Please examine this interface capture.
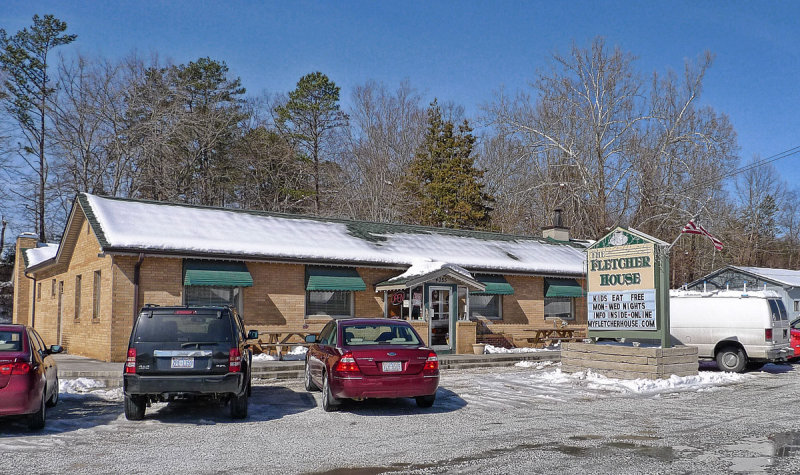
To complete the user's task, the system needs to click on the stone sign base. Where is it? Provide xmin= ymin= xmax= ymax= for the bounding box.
xmin=561 ymin=342 xmax=698 ymax=380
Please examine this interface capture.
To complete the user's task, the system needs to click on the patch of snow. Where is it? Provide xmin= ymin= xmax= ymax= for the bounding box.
xmin=252 ymin=346 xmax=307 ymax=361
xmin=84 ymin=194 xmax=586 ymax=275
xmin=25 ymin=243 xmax=59 ymax=267
xmin=670 ymin=289 xmax=780 ymax=299
xmin=392 ymin=258 xmax=473 ymax=281
xmin=485 ymin=344 xmax=552 ymax=354
xmin=514 ymin=360 xmax=555 ymax=369
xmin=59 ymin=378 xmax=123 ymax=401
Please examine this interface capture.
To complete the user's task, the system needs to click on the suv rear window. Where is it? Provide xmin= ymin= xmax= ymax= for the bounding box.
xmin=134 ymin=310 xmax=233 ymax=343
xmin=0 ymin=331 xmax=23 ymax=352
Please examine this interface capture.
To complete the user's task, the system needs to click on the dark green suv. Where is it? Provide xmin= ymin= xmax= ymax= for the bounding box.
xmin=123 ymin=306 xmax=257 ymax=420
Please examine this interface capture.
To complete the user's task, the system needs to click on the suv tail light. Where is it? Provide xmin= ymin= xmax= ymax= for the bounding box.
xmin=0 ymin=360 xmax=31 ymax=375
xmin=334 ymin=352 xmax=361 ymax=375
xmin=125 ymin=348 xmax=137 ymax=374
xmin=765 ymin=328 xmax=773 ymax=341
xmin=229 ymin=348 xmax=242 ymax=373
xmin=423 ymin=352 xmax=439 ymax=374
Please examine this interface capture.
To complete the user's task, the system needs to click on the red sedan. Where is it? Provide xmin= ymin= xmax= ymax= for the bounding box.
xmin=0 ymin=324 xmax=62 ymax=430
xmin=304 ymin=318 xmax=439 ymax=412
xmin=791 ymin=318 xmax=800 ymax=359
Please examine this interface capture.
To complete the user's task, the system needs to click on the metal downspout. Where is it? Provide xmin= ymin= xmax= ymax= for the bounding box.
xmin=133 ymin=253 xmax=144 ymax=319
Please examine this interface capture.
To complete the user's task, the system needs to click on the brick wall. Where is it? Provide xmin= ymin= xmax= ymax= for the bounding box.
xmin=12 ymin=235 xmax=38 ymax=326
xmin=30 ymin=218 xmax=114 ymax=360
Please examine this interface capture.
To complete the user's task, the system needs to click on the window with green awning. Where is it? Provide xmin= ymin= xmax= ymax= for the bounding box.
xmin=544 ymin=278 xmax=585 ymax=298
xmin=183 ymin=260 xmax=253 ymax=287
xmin=305 ymin=266 xmax=366 ymax=291
xmin=473 ymin=275 xmax=514 ymax=295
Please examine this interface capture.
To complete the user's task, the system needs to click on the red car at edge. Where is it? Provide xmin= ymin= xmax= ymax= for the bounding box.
xmin=0 ymin=324 xmax=62 ymax=430
xmin=790 ymin=318 xmax=800 ymax=359
xmin=304 ymin=318 xmax=439 ymax=412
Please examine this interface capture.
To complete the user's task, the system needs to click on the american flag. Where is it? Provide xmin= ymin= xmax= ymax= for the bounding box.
xmin=681 ymin=219 xmax=723 ymax=251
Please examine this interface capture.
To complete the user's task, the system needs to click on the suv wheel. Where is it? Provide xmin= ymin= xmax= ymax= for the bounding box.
xmin=124 ymin=394 xmax=146 ymax=420
xmin=230 ymin=392 xmax=248 ymax=419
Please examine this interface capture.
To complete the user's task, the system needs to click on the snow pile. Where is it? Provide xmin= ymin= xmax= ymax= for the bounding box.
xmin=392 ymin=258 xmax=473 ymax=281
xmin=535 ymin=367 xmax=745 ymax=396
xmin=515 ymin=360 xmax=555 ymax=369
xmin=485 ymin=344 xmax=551 ymax=354
xmin=59 ymin=378 xmax=123 ymax=401
xmin=252 ymin=346 xmax=307 ymax=362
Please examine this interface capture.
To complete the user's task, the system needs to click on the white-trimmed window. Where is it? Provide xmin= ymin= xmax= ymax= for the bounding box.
xmin=306 ymin=291 xmax=353 ymax=318
xmin=470 ymin=294 xmax=502 ymax=320
xmin=544 ymin=297 xmax=574 ymax=320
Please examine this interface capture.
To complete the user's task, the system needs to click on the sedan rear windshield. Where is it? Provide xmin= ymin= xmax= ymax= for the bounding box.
xmin=134 ymin=310 xmax=232 ymax=343
xmin=342 ymin=324 xmax=420 ymax=346
xmin=0 ymin=331 xmax=23 ymax=352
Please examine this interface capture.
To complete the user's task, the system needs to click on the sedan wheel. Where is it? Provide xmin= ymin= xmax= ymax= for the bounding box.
xmin=322 ymin=372 xmax=340 ymax=412
xmin=415 ymin=394 xmax=436 ymax=408
xmin=28 ymin=392 xmax=46 ymax=430
xmin=46 ymin=377 xmax=59 ymax=408
xmin=304 ymin=362 xmax=318 ymax=392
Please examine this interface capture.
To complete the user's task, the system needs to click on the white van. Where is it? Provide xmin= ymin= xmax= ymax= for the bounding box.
xmin=670 ymin=290 xmax=792 ymax=372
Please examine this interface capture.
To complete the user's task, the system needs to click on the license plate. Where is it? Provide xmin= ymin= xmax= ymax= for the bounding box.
xmin=382 ymin=361 xmax=402 ymax=372
xmin=171 ymin=357 xmax=194 ymax=369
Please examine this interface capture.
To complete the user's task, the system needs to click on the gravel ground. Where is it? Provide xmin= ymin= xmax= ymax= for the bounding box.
xmin=2 ymin=362 xmax=799 ymax=474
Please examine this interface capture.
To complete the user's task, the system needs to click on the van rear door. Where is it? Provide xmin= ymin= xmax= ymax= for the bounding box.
xmin=768 ymin=299 xmax=790 ymax=344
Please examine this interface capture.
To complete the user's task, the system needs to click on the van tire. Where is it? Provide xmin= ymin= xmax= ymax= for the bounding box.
xmin=716 ymin=346 xmax=747 ymax=373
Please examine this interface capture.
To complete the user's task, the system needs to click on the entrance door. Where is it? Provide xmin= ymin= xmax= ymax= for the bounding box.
xmin=428 ymin=286 xmax=453 ymax=351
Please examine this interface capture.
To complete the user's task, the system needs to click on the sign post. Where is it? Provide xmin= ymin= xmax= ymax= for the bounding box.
xmin=586 ymin=227 xmax=671 ymax=347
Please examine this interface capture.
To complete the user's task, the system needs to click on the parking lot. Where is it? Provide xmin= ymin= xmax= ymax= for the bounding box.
xmin=2 ymin=362 xmax=800 ymax=474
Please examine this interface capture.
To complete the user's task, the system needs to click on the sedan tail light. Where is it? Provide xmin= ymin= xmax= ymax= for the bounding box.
xmin=125 ymin=348 xmax=137 ymax=374
xmin=229 ymin=348 xmax=242 ymax=373
xmin=765 ymin=328 xmax=773 ymax=341
xmin=0 ymin=360 xmax=31 ymax=375
xmin=334 ymin=352 xmax=361 ymax=375
xmin=423 ymin=352 xmax=439 ymax=374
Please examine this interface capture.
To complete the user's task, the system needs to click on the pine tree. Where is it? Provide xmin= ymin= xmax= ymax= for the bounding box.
xmin=402 ymin=100 xmax=493 ymax=228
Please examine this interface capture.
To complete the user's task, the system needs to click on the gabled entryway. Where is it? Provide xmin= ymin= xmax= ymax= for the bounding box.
xmin=375 ymin=261 xmax=485 ymax=353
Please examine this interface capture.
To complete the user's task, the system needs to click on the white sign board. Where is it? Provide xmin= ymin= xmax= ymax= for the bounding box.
xmin=587 ymin=289 xmax=657 ymax=330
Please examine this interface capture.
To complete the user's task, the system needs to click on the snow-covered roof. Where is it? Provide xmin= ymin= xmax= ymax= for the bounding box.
xmin=73 ymin=194 xmax=586 ymax=276
xmin=25 ymin=243 xmax=59 ymax=268
xmin=670 ymin=289 xmax=781 ymax=299
xmin=729 ymin=266 xmax=800 ymax=288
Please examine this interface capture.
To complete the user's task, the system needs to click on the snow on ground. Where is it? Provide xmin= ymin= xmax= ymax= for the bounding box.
xmin=252 ymin=346 xmax=307 ymax=361
xmin=59 ymin=378 xmax=123 ymax=401
xmin=484 ymin=344 xmax=552 ymax=354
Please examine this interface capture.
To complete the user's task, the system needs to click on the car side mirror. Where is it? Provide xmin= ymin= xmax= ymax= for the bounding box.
xmin=305 ymin=334 xmax=316 ymax=344
xmin=49 ymin=345 xmax=63 ymax=354
xmin=247 ymin=330 xmax=259 ymax=340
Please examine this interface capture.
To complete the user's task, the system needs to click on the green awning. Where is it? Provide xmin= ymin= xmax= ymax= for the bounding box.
xmin=544 ymin=278 xmax=585 ymax=298
xmin=183 ymin=260 xmax=253 ymax=287
xmin=306 ymin=266 xmax=366 ymax=291
xmin=473 ymin=275 xmax=514 ymax=295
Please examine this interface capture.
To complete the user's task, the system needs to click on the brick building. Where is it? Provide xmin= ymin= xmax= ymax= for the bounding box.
xmin=13 ymin=194 xmax=588 ymax=362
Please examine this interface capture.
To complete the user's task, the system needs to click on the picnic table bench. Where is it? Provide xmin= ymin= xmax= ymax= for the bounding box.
xmin=250 ymin=330 xmax=319 ymax=359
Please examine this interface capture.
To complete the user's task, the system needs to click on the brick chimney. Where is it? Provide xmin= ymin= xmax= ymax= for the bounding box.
xmin=541 ymin=208 xmax=570 ymax=241
xmin=12 ymin=233 xmax=38 ymax=325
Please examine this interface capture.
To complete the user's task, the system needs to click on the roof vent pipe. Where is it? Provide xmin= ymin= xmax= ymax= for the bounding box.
xmin=553 ymin=208 xmax=563 ymax=228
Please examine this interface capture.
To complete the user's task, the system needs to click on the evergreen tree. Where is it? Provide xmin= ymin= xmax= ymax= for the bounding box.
xmin=402 ymin=100 xmax=493 ymax=228
xmin=275 ymin=72 xmax=348 ymax=213
xmin=0 ymin=14 xmax=76 ymax=242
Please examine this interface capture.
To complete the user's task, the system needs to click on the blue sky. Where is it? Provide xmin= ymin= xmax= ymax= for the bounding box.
xmin=2 ymin=1 xmax=799 ymax=188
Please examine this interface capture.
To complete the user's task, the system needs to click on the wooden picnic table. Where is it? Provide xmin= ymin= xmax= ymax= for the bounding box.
xmin=254 ymin=329 xmax=319 ymax=359
xmin=514 ymin=327 xmax=581 ymax=348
